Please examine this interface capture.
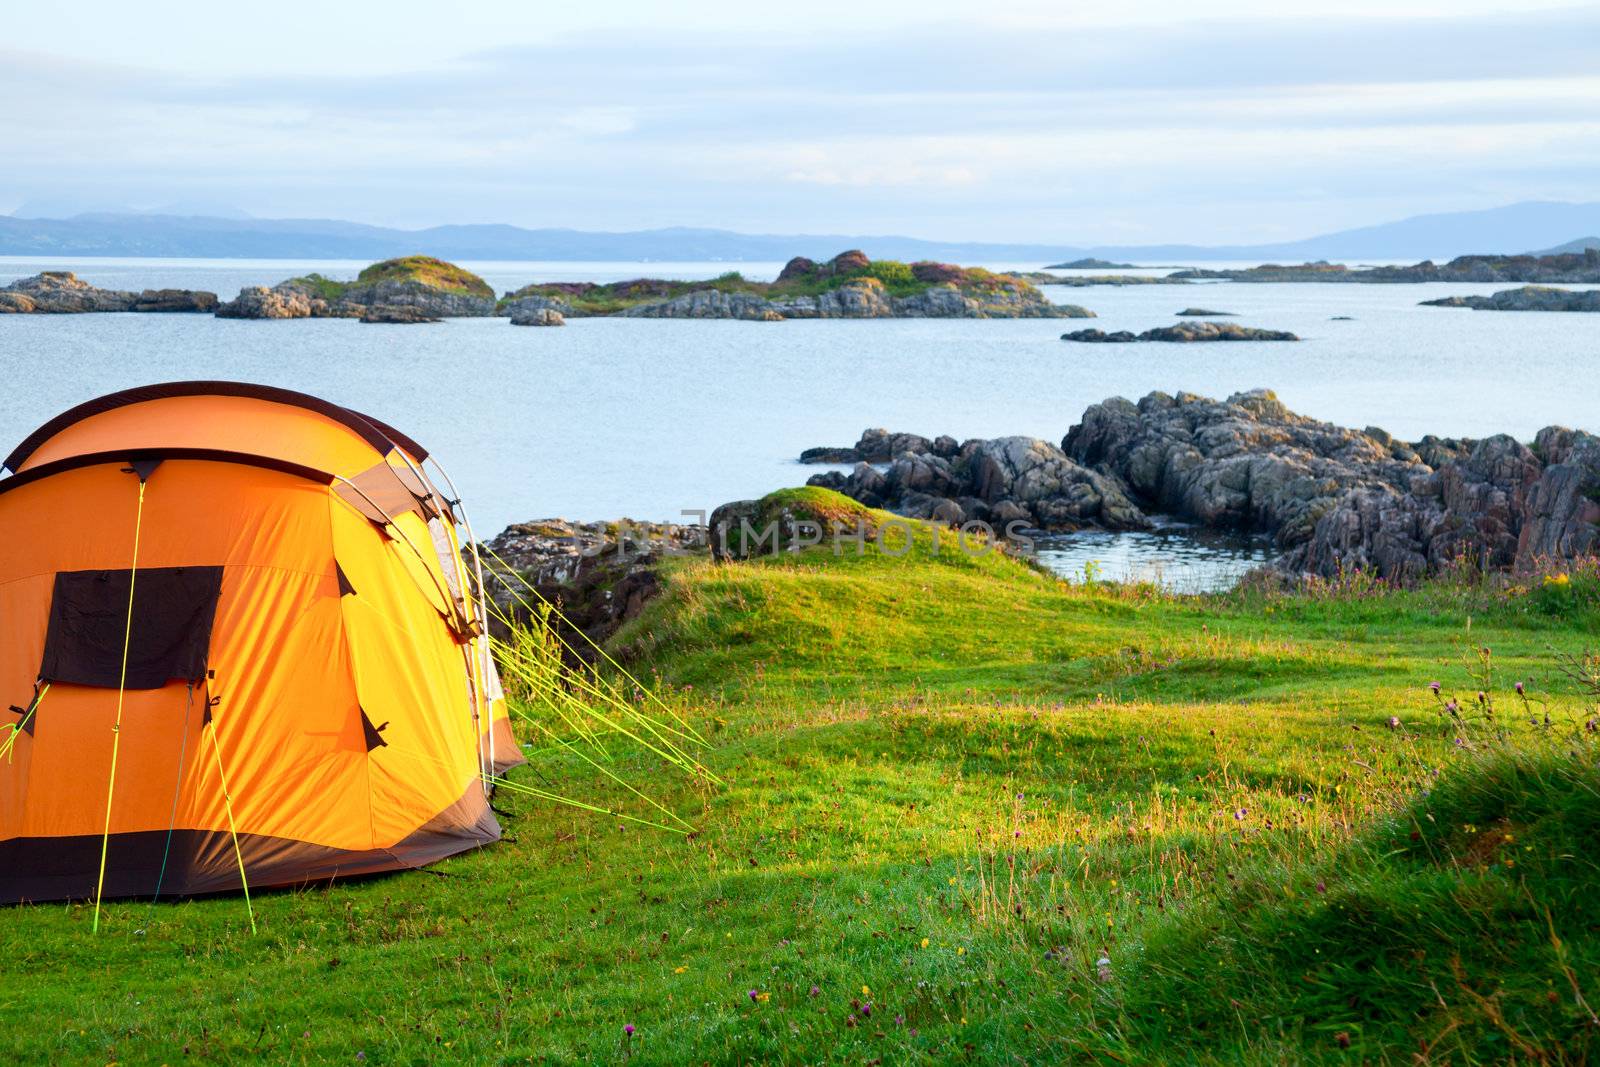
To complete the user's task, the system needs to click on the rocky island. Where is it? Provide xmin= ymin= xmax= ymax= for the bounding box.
xmin=1061 ymin=322 xmax=1298 ymax=342
xmin=1045 ymin=257 xmax=1137 ymax=269
xmin=0 ymin=271 xmax=217 ymax=313
xmin=498 ymin=250 xmax=1091 ymax=320
xmin=1420 ymin=286 xmax=1600 ymax=312
xmin=794 ymin=389 xmax=1600 ymax=583
xmin=1168 ymin=249 xmax=1600 ymax=284
xmin=216 ymin=255 xmax=496 ymax=320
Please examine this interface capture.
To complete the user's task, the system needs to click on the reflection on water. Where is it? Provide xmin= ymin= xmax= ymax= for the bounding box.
xmin=1030 ymin=517 xmax=1276 ymax=593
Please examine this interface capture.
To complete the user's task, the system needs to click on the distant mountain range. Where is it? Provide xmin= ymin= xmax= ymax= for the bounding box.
xmin=3 ymin=200 xmax=1600 ymax=264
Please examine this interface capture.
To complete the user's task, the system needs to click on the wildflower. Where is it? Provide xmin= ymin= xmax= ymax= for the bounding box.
xmin=957 ymin=947 xmax=965 ymax=956
xmin=1387 ymin=716 xmax=1401 ymax=730
xmin=624 ymin=1024 xmax=635 ymax=1036
xmin=1515 ymin=681 xmax=1525 ymax=695
xmin=748 ymin=989 xmax=759 ymax=1002
xmin=674 ymin=966 xmax=686 ymax=974
xmin=1233 ymin=808 xmax=1248 ymax=821
xmin=896 ymin=1015 xmax=905 ymax=1026
xmin=356 ymin=1055 xmax=366 ymax=1062
xmin=920 ymin=938 xmax=929 ymax=948
xmin=862 ymin=985 xmax=870 ymax=996
xmin=1428 ymin=681 xmax=1441 ymax=694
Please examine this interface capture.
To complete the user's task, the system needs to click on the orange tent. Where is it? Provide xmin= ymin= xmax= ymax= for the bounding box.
xmin=0 ymin=382 xmax=521 ymax=905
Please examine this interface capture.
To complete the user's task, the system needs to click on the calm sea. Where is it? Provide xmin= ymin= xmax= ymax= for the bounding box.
xmin=3 ymin=256 xmax=1597 ymax=589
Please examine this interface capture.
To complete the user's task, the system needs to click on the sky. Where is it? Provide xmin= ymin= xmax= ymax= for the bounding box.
xmin=4 ymin=0 xmax=1599 ymax=244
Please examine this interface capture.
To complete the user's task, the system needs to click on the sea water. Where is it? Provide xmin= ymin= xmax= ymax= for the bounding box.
xmin=3 ymin=256 xmax=1596 ymax=590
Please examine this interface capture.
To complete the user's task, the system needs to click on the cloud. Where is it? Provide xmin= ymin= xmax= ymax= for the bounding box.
xmin=3 ymin=6 xmax=1598 ymax=241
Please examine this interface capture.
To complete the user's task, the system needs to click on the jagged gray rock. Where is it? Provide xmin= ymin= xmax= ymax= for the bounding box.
xmin=1063 ymin=322 xmax=1298 ymax=342
xmin=1420 ymin=286 xmax=1600 ymax=312
xmin=510 ymin=307 xmax=566 ymax=326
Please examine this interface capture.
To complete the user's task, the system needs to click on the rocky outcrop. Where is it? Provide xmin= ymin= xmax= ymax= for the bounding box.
xmin=1170 ymin=250 xmax=1600 ymax=284
xmin=1063 ymin=323 xmax=1298 ymax=342
xmin=218 ymin=257 xmax=495 ymax=320
xmin=803 ymin=433 xmax=1149 ymax=532
xmin=1420 ymin=286 xmax=1600 ymax=312
xmin=0 ymin=272 xmax=216 ymax=313
xmin=800 ymin=428 xmax=957 ymax=465
xmin=360 ymin=304 xmax=440 ymax=324
xmin=1062 ymin=390 xmax=1418 ymax=547
xmin=622 ymin=289 xmax=784 ymax=321
xmin=1046 ymin=258 xmax=1136 ymax=270
xmin=482 ymin=519 xmax=706 ymax=654
xmin=131 ymin=288 xmax=219 ymax=312
xmin=790 ymin=391 xmax=1600 ymax=582
xmin=511 ymin=308 xmax=566 ymax=326
xmin=216 ymin=284 xmax=335 ymax=320
xmin=500 ymin=293 xmax=580 ymax=319
xmin=1176 ymin=307 xmax=1233 ymax=317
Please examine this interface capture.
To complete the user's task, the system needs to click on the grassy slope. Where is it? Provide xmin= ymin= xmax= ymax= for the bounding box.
xmin=5 ymin=506 xmax=1599 ymax=1064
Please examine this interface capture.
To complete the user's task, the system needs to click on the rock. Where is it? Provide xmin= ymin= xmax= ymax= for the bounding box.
xmin=803 ymin=429 xmax=1150 ymax=533
xmin=482 ymin=518 xmax=706 ymax=657
xmin=1 ymin=271 xmax=135 ymax=312
xmin=1170 ymin=252 xmax=1600 ymax=284
xmin=1060 ymin=329 xmax=1138 ymax=342
xmin=1330 ymin=316 xmax=1355 ymax=320
xmin=216 ymin=284 xmax=320 ymax=319
xmin=1419 ymin=286 xmax=1600 ymax=312
xmin=709 ymin=488 xmax=877 ymax=561
xmin=829 ymin=250 xmax=872 ymax=274
xmin=799 ymin=428 xmax=935 ymax=464
xmin=360 ymin=304 xmax=440 ymax=324
xmin=510 ymin=307 xmax=566 ymax=326
xmin=1063 ymin=389 xmax=1415 ymax=546
xmin=1062 ymin=323 xmax=1297 ymax=342
xmin=1281 ymin=435 xmax=1545 ymax=580
xmin=0 ymin=292 xmax=38 ymax=313
xmin=1176 ymin=307 xmax=1233 ymax=317
xmin=499 ymin=294 xmax=579 ymax=319
xmin=131 ymin=288 xmax=218 ymax=313
xmin=1046 ymin=258 xmax=1136 ymax=270
xmin=622 ymin=289 xmax=784 ymax=321
xmin=775 ymin=256 xmax=818 ymax=283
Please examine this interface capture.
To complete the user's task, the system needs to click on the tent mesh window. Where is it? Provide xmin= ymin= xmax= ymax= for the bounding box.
xmin=39 ymin=566 xmax=223 ymax=689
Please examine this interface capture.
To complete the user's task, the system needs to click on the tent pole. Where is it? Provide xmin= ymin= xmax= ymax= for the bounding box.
xmin=92 ymin=477 xmax=148 ymax=934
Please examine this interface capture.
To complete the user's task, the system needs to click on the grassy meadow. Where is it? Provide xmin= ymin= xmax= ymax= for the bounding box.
xmin=5 ymin=504 xmax=1599 ymax=1064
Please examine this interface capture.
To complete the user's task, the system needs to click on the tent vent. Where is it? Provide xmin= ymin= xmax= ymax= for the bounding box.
xmin=335 ymin=563 xmax=357 ymax=598
xmin=360 ymin=709 xmax=389 ymax=751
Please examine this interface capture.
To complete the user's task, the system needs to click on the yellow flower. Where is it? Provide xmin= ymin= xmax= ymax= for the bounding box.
xmin=862 ymin=985 xmax=870 ymax=996
xmin=674 ymin=966 xmax=687 ymax=974
xmin=957 ymin=947 xmax=965 ymax=956
xmin=920 ymin=938 xmax=929 ymax=948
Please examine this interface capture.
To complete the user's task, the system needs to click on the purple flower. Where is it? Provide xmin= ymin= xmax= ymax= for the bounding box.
xmin=625 ymin=1024 xmax=635 ymax=1036
xmin=1234 ymin=808 xmax=1248 ymax=820
xmin=1515 ymin=681 xmax=1525 ymax=694
xmin=809 ymin=985 xmax=820 ymax=997
xmin=748 ymin=989 xmax=758 ymax=1002
xmin=1428 ymin=681 xmax=1441 ymax=694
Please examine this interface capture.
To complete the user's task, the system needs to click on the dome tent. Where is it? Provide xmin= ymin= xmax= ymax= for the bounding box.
xmin=0 ymin=382 xmax=521 ymax=908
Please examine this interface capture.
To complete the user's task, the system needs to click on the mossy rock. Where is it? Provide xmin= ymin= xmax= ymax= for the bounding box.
xmin=709 ymin=487 xmax=879 ymax=560
xmin=354 ymin=256 xmax=494 ymax=299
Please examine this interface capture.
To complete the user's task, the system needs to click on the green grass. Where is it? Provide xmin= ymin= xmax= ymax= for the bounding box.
xmin=5 ymin=497 xmax=1599 ymax=1064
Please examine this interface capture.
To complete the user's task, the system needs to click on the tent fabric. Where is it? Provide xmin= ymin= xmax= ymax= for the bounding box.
xmin=0 ymin=383 xmax=522 ymax=905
